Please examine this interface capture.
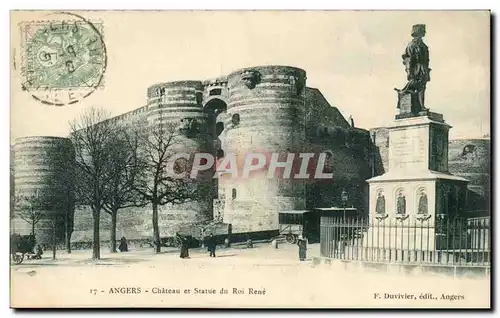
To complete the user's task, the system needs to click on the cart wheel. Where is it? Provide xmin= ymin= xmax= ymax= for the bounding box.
xmin=286 ymin=234 xmax=295 ymax=244
xmin=12 ymin=253 xmax=24 ymax=265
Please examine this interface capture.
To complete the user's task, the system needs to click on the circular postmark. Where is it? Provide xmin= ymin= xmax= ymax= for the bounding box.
xmin=19 ymin=12 xmax=107 ymax=106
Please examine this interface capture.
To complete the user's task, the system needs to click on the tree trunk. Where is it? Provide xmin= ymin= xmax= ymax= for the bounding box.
xmin=110 ymin=212 xmax=117 ymax=253
xmin=65 ymin=231 xmax=72 ymax=254
xmin=152 ymin=203 xmax=161 ymax=253
xmin=65 ymin=209 xmax=71 ymax=254
xmin=92 ymin=211 xmax=101 ymax=260
xmin=31 ymin=221 xmax=35 ymax=236
xmin=65 ymin=228 xmax=72 ymax=254
xmin=52 ymin=219 xmax=57 ymax=260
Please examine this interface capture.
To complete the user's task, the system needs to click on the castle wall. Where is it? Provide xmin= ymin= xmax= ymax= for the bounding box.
xmin=71 ymin=201 xmax=206 ymax=243
xmin=304 ymin=140 xmax=371 ymax=215
xmin=369 ymin=127 xmax=390 ymax=176
xmin=448 ymin=138 xmax=490 ymax=214
xmin=303 ymin=88 xmax=371 ymax=215
xmin=304 ymin=88 xmax=350 ymax=132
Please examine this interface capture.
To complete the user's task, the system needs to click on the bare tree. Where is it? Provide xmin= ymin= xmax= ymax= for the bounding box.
xmin=16 ymin=192 xmax=64 ymax=260
xmin=134 ymin=121 xmax=196 ymax=253
xmin=70 ymin=106 xmax=117 ymax=260
xmin=48 ymin=213 xmax=60 ymax=260
xmin=16 ymin=194 xmax=44 ymax=236
xmin=103 ymin=125 xmax=145 ymax=253
xmin=46 ymin=139 xmax=76 ymax=254
xmin=43 ymin=197 xmax=65 ymax=260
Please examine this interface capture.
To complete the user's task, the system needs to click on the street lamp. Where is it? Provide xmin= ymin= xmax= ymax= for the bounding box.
xmin=341 ymin=189 xmax=348 ymax=220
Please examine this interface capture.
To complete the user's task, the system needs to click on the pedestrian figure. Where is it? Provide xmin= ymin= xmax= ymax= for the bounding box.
xmin=34 ymin=244 xmax=43 ymax=259
xmin=178 ymin=234 xmax=190 ymax=259
xmin=183 ymin=236 xmax=190 ymax=258
xmin=153 ymin=239 xmax=161 ymax=253
xmin=246 ymin=238 xmax=253 ymax=248
xmin=271 ymin=238 xmax=279 ymax=249
xmin=297 ymin=235 xmax=307 ymax=261
xmin=207 ymin=233 xmax=216 ymax=257
xmin=119 ymin=237 xmax=128 ymax=252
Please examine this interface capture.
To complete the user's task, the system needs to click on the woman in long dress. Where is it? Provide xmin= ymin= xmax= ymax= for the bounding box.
xmin=177 ymin=234 xmax=186 ymax=258
xmin=182 ymin=237 xmax=190 ymax=258
xmin=119 ymin=237 xmax=128 ymax=252
xmin=179 ymin=235 xmax=190 ymax=259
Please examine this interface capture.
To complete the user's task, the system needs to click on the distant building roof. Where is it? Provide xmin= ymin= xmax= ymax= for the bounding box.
xmin=279 ymin=210 xmax=310 ymax=214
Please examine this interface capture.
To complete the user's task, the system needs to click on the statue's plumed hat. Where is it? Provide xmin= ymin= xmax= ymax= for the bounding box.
xmin=411 ymin=24 xmax=426 ymax=37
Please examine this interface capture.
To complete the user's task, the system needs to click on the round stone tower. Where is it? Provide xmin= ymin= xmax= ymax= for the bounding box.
xmin=147 ymin=81 xmax=206 ymax=128
xmin=12 ymin=136 xmax=75 ymax=245
xmin=144 ymin=80 xmax=215 ymax=235
xmin=222 ymin=65 xmax=308 ymax=233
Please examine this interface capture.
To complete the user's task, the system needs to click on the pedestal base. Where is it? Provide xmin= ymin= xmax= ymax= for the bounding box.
xmin=395 ymin=110 xmax=444 ymax=122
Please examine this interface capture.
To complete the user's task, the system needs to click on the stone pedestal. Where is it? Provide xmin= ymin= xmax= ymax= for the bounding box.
xmin=388 ymin=112 xmax=447 ymax=172
xmin=365 ymin=112 xmax=469 ymax=250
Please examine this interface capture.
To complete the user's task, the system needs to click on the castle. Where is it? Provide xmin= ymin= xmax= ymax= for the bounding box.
xmin=11 ymin=65 xmax=490 ymax=245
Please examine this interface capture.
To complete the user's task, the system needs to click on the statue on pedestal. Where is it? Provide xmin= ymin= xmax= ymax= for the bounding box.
xmin=417 ymin=190 xmax=428 ymax=215
xmin=395 ymin=24 xmax=431 ymax=116
xmin=396 ymin=190 xmax=406 ymax=215
xmin=375 ymin=191 xmax=386 ymax=215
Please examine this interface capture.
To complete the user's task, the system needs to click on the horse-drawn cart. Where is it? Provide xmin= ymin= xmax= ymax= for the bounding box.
xmin=10 ymin=233 xmax=39 ymax=265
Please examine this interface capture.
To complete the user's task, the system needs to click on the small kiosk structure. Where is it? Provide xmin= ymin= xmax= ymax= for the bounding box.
xmin=279 ymin=207 xmax=358 ymax=244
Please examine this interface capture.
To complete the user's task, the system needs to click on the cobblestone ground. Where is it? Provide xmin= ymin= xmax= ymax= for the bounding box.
xmin=10 ymin=242 xmax=490 ymax=308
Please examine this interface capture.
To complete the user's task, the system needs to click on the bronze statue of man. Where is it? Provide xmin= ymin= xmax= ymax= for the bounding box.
xmin=395 ymin=24 xmax=431 ymax=114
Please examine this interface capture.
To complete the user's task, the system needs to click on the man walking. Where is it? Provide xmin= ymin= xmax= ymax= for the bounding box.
xmin=297 ymin=234 xmax=307 ymax=261
xmin=207 ymin=233 xmax=216 ymax=257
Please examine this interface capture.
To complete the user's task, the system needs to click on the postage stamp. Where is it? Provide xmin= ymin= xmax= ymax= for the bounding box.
xmin=19 ymin=12 xmax=106 ymax=106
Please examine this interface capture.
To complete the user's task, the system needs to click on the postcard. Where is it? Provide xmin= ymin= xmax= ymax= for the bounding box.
xmin=10 ymin=10 xmax=491 ymax=308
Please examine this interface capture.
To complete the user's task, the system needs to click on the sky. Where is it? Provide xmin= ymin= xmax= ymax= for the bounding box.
xmin=10 ymin=10 xmax=490 ymax=142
